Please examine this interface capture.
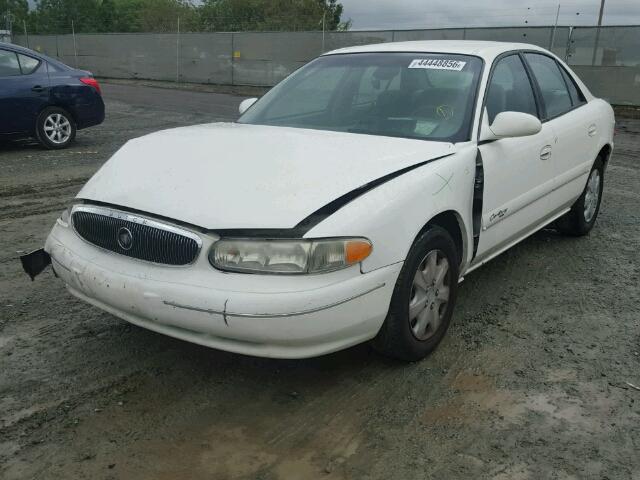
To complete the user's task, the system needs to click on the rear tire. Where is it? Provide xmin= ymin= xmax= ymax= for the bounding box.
xmin=373 ymin=225 xmax=459 ymax=362
xmin=36 ymin=107 xmax=76 ymax=150
xmin=556 ymin=157 xmax=604 ymax=236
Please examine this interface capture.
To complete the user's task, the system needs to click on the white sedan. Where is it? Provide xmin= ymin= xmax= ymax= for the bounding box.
xmin=23 ymin=40 xmax=614 ymax=361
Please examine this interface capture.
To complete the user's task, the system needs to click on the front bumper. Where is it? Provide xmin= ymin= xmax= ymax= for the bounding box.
xmin=45 ymin=222 xmax=402 ymax=358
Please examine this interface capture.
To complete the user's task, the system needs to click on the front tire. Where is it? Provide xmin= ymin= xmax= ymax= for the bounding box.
xmin=373 ymin=225 xmax=459 ymax=362
xmin=556 ymin=157 xmax=604 ymax=236
xmin=36 ymin=107 xmax=76 ymax=150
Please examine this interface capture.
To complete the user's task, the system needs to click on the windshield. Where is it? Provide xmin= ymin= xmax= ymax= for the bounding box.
xmin=239 ymin=52 xmax=483 ymax=142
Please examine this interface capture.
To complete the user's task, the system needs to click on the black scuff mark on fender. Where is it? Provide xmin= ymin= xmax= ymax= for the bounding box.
xmin=293 ymin=152 xmax=455 ymax=235
xmin=471 ymin=149 xmax=484 ymax=260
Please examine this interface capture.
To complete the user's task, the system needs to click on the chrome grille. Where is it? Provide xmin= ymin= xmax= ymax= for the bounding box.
xmin=71 ymin=206 xmax=201 ymax=266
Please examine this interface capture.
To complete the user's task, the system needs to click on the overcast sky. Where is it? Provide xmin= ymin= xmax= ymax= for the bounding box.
xmin=341 ymin=0 xmax=640 ymax=30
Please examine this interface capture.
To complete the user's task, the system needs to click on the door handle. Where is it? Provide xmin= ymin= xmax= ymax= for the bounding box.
xmin=31 ymin=85 xmax=46 ymax=92
xmin=540 ymin=145 xmax=552 ymax=161
xmin=588 ymin=124 xmax=597 ymax=137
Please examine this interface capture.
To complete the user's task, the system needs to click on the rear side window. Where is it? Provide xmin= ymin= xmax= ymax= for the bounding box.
xmin=559 ymin=65 xmax=586 ymax=106
xmin=47 ymin=61 xmax=67 ymax=73
xmin=17 ymin=54 xmax=40 ymax=75
xmin=0 ymin=50 xmax=21 ymax=76
xmin=524 ymin=53 xmax=572 ymax=119
xmin=486 ymin=54 xmax=538 ymax=124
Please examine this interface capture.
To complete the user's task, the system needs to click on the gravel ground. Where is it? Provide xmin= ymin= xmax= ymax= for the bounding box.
xmin=1 ymin=82 xmax=639 ymax=480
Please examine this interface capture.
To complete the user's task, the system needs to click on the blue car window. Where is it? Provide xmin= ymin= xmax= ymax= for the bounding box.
xmin=0 ymin=49 xmax=21 ymax=77
xmin=17 ymin=54 xmax=40 ymax=75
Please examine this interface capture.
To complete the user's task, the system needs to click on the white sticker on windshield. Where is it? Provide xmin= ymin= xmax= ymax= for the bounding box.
xmin=408 ymin=59 xmax=466 ymax=71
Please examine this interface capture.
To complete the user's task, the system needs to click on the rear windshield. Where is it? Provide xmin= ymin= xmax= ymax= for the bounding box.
xmin=239 ymin=52 xmax=483 ymax=142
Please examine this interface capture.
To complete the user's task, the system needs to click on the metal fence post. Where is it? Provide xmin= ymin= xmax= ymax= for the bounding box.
xmin=565 ymin=26 xmax=574 ymax=63
xmin=231 ymin=32 xmax=235 ymax=86
xmin=176 ymin=17 xmax=180 ymax=83
xmin=592 ymin=0 xmax=606 ymax=66
xmin=549 ymin=3 xmax=560 ymax=50
xmin=23 ymin=19 xmax=29 ymax=48
xmin=71 ymin=20 xmax=78 ymax=67
xmin=592 ymin=26 xmax=601 ymax=66
xmin=321 ymin=11 xmax=325 ymax=53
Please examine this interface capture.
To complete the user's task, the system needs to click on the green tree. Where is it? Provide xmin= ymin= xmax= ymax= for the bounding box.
xmin=200 ymin=0 xmax=349 ymax=32
xmin=1 ymin=0 xmax=29 ymax=32
xmin=29 ymin=0 xmax=102 ymax=33
xmin=111 ymin=0 xmax=199 ymax=32
xmin=98 ymin=0 xmax=117 ymax=32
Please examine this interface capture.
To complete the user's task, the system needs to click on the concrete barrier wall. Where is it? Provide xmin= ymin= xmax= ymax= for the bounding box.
xmin=12 ymin=25 xmax=640 ymax=105
xmin=572 ymin=65 xmax=640 ymax=105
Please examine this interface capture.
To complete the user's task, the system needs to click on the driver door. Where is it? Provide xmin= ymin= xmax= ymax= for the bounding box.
xmin=473 ymin=53 xmax=556 ymax=265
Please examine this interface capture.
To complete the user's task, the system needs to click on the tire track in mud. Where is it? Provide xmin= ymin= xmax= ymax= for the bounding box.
xmin=0 ymin=177 xmax=89 ymax=221
xmin=0 ymin=177 xmax=89 ymax=199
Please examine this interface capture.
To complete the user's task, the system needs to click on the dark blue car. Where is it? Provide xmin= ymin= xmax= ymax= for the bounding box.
xmin=0 ymin=42 xmax=104 ymax=149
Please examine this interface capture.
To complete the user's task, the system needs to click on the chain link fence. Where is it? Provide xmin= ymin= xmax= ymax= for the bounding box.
xmin=9 ymin=25 xmax=640 ymax=105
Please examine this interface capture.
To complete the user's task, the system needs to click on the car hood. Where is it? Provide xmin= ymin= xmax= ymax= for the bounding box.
xmin=78 ymin=123 xmax=455 ymax=229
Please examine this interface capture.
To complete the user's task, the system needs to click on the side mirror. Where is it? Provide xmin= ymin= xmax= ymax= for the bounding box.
xmin=238 ymin=97 xmax=258 ymax=115
xmin=480 ymin=110 xmax=542 ymax=141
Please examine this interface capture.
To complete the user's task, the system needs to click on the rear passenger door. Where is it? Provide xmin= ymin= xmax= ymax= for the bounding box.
xmin=473 ymin=53 xmax=556 ymax=265
xmin=0 ymin=49 xmax=50 ymax=135
xmin=523 ymin=53 xmax=597 ymax=213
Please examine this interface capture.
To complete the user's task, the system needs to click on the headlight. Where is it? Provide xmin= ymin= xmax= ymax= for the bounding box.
xmin=209 ymin=238 xmax=372 ymax=274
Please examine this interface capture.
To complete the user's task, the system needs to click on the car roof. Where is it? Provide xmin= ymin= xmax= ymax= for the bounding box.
xmin=0 ymin=41 xmax=40 ymax=55
xmin=324 ymin=40 xmax=548 ymax=59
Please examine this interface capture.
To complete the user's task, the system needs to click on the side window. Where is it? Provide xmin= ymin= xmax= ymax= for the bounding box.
xmin=524 ymin=53 xmax=572 ymax=118
xmin=559 ymin=65 xmax=586 ymax=106
xmin=0 ymin=50 xmax=22 ymax=77
xmin=47 ymin=61 xmax=67 ymax=73
xmin=486 ymin=54 xmax=538 ymax=124
xmin=17 ymin=54 xmax=40 ymax=75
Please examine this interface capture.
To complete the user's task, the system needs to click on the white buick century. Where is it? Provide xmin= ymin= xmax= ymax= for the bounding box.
xmin=23 ymin=41 xmax=614 ymax=361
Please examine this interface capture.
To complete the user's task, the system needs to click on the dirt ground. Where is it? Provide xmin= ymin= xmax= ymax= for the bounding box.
xmin=1 ymin=82 xmax=639 ymax=480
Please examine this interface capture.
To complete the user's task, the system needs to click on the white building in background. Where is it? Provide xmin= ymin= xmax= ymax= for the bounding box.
xmin=0 ymin=29 xmax=11 ymax=43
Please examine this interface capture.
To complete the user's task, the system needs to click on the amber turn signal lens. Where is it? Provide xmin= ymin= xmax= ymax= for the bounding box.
xmin=345 ymin=240 xmax=373 ymax=264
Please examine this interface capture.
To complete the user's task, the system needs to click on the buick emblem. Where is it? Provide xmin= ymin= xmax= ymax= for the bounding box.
xmin=117 ymin=226 xmax=133 ymax=250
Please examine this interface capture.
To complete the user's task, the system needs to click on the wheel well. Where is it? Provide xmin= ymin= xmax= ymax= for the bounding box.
xmin=598 ymin=144 xmax=612 ymax=166
xmin=421 ymin=210 xmax=465 ymax=267
xmin=37 ymin=104 xmax=77 ymax=125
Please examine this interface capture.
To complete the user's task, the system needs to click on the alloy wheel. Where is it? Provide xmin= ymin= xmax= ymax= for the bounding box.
xmin=583 ymin=169 xmax=601 ymax=223
xmin=43 ymin=113 xmax=72 ymax=145
xmin=409 ymin=249 xmax=451 ymax=340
